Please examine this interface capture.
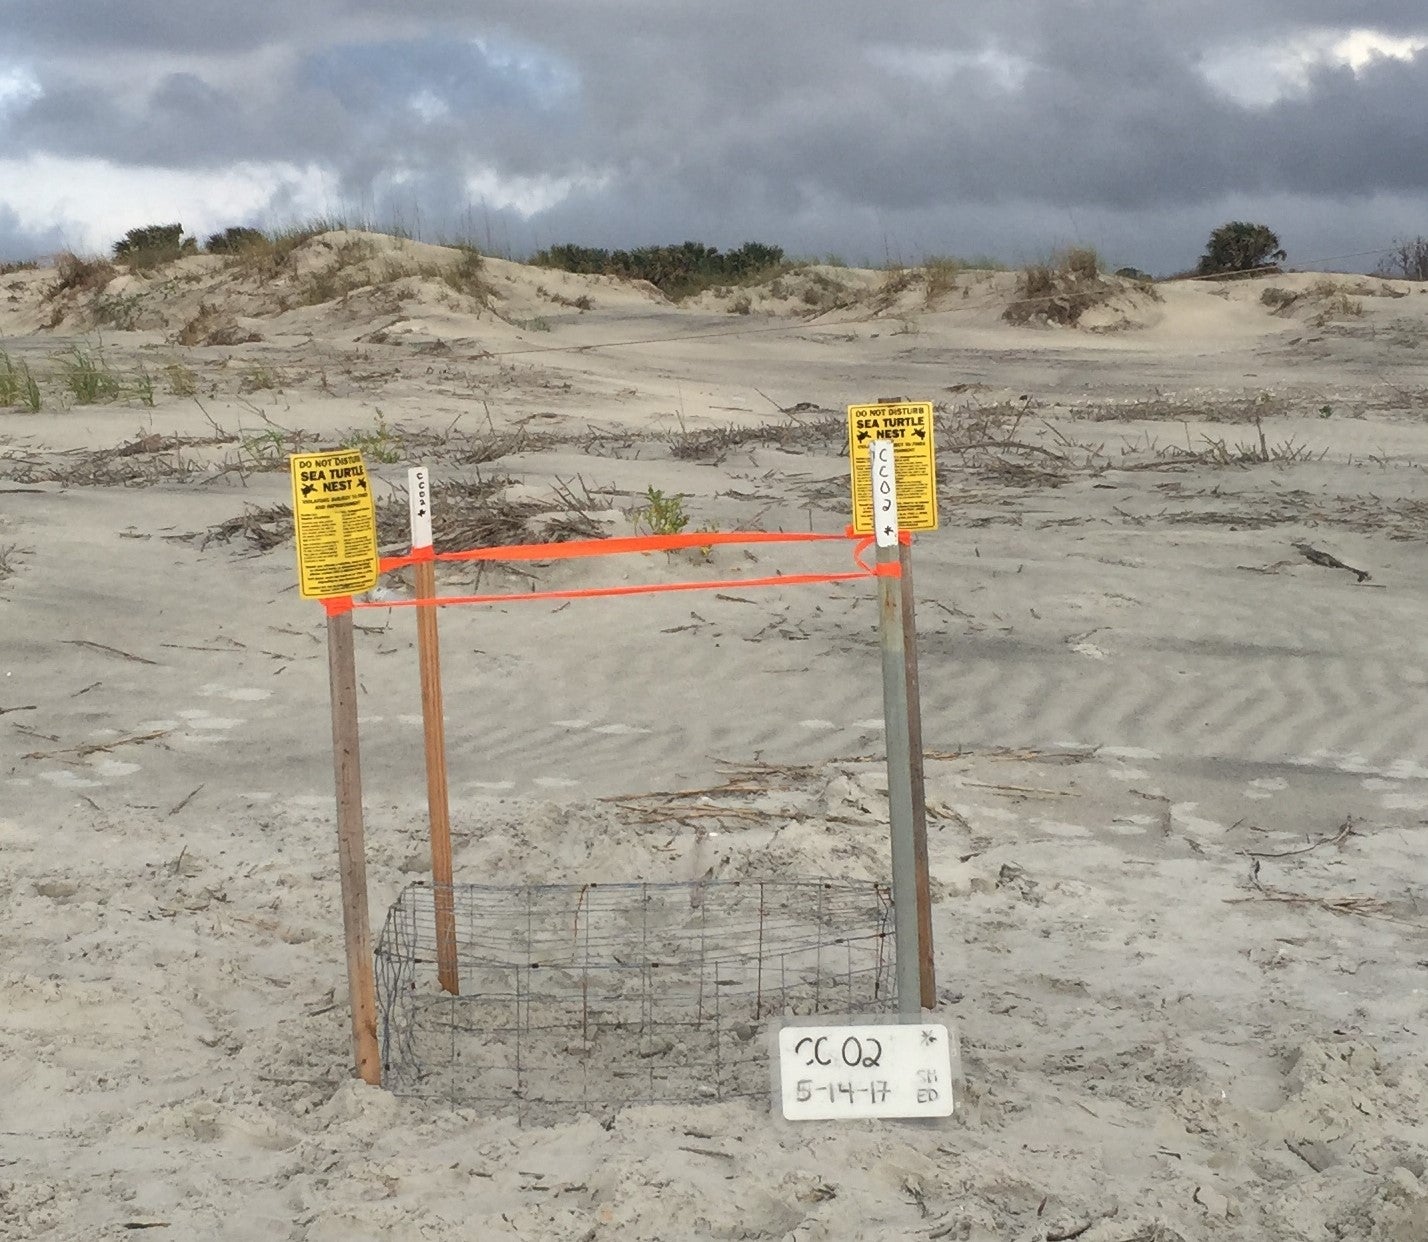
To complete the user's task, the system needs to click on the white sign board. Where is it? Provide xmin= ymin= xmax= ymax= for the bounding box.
xmin=870 ymin=440 xmax=898 ymax=548
xmin=408 ymin=466 xmax=433 ymax=550
xmin=777 ymin=1022 xmax=954 ymax=1120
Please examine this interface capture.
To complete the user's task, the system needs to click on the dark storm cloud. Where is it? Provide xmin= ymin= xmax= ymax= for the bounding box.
xmin=2 ymin=2 xmax=1427 ymax=268
xmin=0 ymin=205 xmax=65 ymax=263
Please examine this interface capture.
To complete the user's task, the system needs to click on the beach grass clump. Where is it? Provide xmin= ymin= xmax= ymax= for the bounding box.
xmin=204 ymin=226 xmax=267 ymax=255
xmin=342 ymin=412 xmax=403 ymax=464
xmin=59 ymin=346 xmax=123 ymax=404
xmin=0 ymin=352 xmax=42 ymax=411
xmin=90 ymin=291 xmax=147 ymax=330
xmin=50 ymin=252 xmax=116 ymax=298
xmin=1003 ymin=248 xmax=1111 ymax=326
xmin=440 ymin=246 xmax=488 ymax=300
xmin=1307 ymin=279 xmax=1364 ymax=325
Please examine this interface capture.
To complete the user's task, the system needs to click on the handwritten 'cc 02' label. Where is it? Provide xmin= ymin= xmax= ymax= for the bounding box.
xmin=778 ymin=1022 xmax=955 ymax=1120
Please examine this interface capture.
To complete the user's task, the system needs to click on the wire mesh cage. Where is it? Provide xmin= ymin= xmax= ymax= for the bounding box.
xmin=376 ymin=879 xmax=896 ymax=1118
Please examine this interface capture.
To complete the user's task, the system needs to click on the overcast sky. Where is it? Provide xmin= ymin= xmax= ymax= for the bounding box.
xmin=2 ymin=2 xmax=1426 ymax=273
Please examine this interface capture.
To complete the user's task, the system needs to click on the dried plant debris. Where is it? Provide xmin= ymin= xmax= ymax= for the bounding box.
xmin=0 ymin=432 xmax=239 ymax=487
xmin=200 ymin=503 xmax=294 ymax=551
xmin=199 ymin=477 xmax=612 ymax=557
xmin=666 ymin=416 xmax=845 ymax=461
xmin=1064 ymin=394 xmax=1291 ymax=423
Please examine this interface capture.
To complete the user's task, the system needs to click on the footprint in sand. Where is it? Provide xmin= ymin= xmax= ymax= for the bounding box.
xmin=176 ymin=709 xmax=245 ymax=739
xmin=198 ymin=684 xmax=272 ymax=703
xmin=550 ymin=719 xmax=652 ymax=735
xmin=1243 ymin=776 xmax=1288 ymax=801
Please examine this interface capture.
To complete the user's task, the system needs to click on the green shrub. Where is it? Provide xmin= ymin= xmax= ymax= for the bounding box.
xmin=532 ymin=240 xmax=786 ymax=299
xmin=204 ymin=226 xmax=267 ymax=254
xmin=1197 ymin=222 xmax=1285 ymax=277
xmin=113 ymin=223 xmax=197 ymax=269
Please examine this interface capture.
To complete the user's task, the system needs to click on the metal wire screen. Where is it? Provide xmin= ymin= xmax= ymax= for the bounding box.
xmin=376 ymin=879 xmax=895 ymax=1118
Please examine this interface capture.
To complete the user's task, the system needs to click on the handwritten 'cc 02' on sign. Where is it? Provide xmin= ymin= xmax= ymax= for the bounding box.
xmin=777 ymin=1022 xmax=955 ymax=1120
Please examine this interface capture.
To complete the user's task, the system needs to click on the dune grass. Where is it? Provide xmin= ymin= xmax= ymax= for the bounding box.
xmin=0 ymin=351 xmax=42 ymax=411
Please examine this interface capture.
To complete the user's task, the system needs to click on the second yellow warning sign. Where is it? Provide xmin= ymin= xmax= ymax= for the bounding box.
xmin=289 ymin=449 xmax=380 ymax=599
xmin=848 ymin=401 xmax=938 ymax=535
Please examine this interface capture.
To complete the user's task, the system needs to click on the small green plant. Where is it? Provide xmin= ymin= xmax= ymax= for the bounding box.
xmin=1319 ymin=404 xmax=1334 ymax=418
xmin=60 ymin=346 xmax=122 ymax=404
xmin=21 ymin=365 xmax=41 ymax=411
xmin=342 ymin=412 xmax=403 ymax=463
xmin=637 ymin=486 xmax=689 ymax=536
xmin=238 ymin=428 xmax=288 ymax=468
xmin=512 ymin=315 xmax=552 ymax=332
xmin=164 ymin=363 xmax=198 ymax=397
xmin=728 ymin=295 xmax=752 ymax=315
xmin=132 ymin=367 xmax=155 ymax=408
xmin=239 ymin=363 xmax=280 ymax=393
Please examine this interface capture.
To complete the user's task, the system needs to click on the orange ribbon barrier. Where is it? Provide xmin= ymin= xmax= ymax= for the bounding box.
xmin=378 ymin=528 xmax=861 ymax=574
xmin=334 ymin=529 xmax=898 ymax=611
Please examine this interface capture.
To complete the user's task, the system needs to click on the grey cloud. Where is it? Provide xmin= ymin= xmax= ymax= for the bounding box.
xmin=0 ymin=206 xmax=66 ymax=263
xmin=2 ymin=2 xmax=1427 ymax=269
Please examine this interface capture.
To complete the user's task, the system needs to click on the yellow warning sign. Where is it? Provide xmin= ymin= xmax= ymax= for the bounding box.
xmin=289 ymin=449 xmax=380 ymax=599
xmin=848 ymin=402 xmax=938 ymax=535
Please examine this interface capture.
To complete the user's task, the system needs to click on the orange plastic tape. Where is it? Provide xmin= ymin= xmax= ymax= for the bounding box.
xmin=349 ymin=569 xmax=875 ymax=610
xmin=378 ymin=529 xmax=849 ymax=574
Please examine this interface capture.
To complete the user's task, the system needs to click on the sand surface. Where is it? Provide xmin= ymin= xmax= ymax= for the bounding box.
xmin=3 ymin=238 xmax=1428 ymax=1239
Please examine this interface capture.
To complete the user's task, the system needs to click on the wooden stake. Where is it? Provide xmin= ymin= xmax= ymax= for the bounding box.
xmin=871 ymin=441 xmax=922 ymax=1018
xmin=899 ymin=538 xmax=937 ymax=1009
xmin=326 ymin=604 xmax=381 ymax=1085
xmin=410 ymin=467 xmax=459 ymax=996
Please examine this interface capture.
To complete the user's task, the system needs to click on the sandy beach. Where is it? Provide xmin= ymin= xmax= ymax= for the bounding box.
xmin=2 ymin=237 xmax=1427 ymax=1240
